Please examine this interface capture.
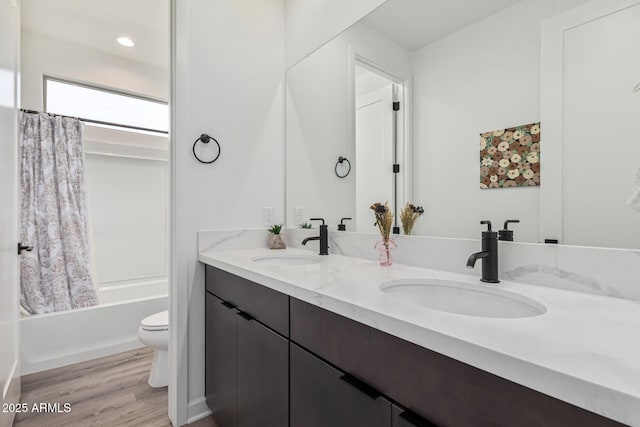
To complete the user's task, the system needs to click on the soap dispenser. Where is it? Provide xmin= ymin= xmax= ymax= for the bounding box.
xmin=338 ymin=217 xmax=352 ymax=231
xmin=498 ymin=220 xmax=520 ymax=241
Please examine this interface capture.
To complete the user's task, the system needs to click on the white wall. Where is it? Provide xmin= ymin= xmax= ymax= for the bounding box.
xmin=286 ymin=22 xmax=411 ymax=229
xmin=21 ymin=31 xmax=168 ymax=110
xmin=20 ymin=31 xmax=170 ymax=291
xmin=84 ymin=144 xmax=169 ymax=288
xmin=410 ymin=0 xmax=589 ymax=242
xmin=172 ymin=0 xmax=285 ymax=423
xmin=284 ymin=0 xmax=387 ymax=68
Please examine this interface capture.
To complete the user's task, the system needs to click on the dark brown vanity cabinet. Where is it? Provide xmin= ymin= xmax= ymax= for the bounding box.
xmin=205 ymin=266 xmax=289 ymax=427
xmin=205 ymin=266 xmax=622 ymax=427
xmin=290 ymin=342 xmax=393 ymax=427
xmin=290 ymin=298 xmax=622 ymax=427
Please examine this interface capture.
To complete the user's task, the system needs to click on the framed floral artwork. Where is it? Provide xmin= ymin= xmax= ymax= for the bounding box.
xmin=479 ymin=122 xmax=540 ymax=189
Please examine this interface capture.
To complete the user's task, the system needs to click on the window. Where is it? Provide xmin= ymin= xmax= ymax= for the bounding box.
xmin=45 ymin=77 xmax=169 ymax=134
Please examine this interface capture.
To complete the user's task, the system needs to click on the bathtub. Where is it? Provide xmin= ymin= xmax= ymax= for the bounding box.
xmin=20 ymin=278 xmax=168 ymax=375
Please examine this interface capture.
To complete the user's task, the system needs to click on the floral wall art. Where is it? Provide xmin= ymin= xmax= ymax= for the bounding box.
xmin=479 ymin=122 xmax=540 ymax=189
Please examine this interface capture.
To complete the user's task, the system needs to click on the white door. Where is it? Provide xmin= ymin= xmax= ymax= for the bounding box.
xmin=355 ymin=83 xmax=395 ymax=232
xmin=0 ymin=0 xmax=21 ymax=425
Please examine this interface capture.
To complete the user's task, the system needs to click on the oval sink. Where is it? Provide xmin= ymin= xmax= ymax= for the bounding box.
xmin=251 ymin=254 xmax=322 ymax=266
xmin=380 ymin=279 xmax=546 ymax=318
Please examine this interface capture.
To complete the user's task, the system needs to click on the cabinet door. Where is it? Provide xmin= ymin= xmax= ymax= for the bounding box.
xmin=237 ymin=313 xmax=288 ymax=427
xmin=205 ymin=292 xmax=238 ymax=427
xmin=290 ymin=343 xmax=391 ymax=427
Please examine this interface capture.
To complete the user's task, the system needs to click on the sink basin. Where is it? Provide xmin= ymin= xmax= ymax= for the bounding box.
xmin=380 ymin=279 xmax=546 ymax=318
xmin=251 ymin=254 xmax=322 ymax=266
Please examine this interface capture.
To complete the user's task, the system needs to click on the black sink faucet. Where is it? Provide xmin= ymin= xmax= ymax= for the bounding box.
xmin=466 ymin=220 xmax=499 ymax=283
xmin=302 ymin=218 xmax=329 ymax=255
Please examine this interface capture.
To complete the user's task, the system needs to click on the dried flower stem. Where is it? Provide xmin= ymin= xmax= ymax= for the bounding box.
xmin=400 ymin=203 xmax=424 ymax=235
xmin=370 ymin=202 xmax=394 ymax=241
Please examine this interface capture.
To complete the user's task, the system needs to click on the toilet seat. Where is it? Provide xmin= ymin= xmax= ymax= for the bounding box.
xmin=141 ymin=310 xmax=169 ymax=331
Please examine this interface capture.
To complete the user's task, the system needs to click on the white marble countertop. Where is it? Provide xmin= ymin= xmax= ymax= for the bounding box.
xmin=199 ymin=247 xmax=640 ymax=425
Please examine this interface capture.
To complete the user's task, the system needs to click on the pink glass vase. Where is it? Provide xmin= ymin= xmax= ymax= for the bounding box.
xmin=375 ymin=238 xmax=396 ymax=266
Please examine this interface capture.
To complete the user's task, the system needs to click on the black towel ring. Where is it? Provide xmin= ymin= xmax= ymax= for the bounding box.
xmin=335 ymin=156 xmax=351 ymax=178
xmin=193 ymin=133 xmax=221 ymax=164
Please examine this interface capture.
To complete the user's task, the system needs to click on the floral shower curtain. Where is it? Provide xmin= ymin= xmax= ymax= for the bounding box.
xmin=20 ymin=112 xmax=98 ymax=314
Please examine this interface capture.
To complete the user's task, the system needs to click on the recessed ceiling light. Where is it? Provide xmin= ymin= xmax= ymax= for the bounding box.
xmin=117 ymin=36 xmax=135 ymax=47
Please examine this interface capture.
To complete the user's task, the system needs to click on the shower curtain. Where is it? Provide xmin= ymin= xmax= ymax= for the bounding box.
xmin=19 ymin=111 xmax=98 ymax=314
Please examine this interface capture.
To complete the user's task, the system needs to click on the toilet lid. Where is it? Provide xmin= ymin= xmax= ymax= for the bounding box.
xmin=141 ymin=310 xmax=169 ymax=331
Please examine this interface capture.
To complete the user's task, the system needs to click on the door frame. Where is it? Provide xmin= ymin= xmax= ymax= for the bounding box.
xmin=350 ymin=54 xmax=412 ymax=226
xmin=0 ymin=0 xmax=21 ymax=426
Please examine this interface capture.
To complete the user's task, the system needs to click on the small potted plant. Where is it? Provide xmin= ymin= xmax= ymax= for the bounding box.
xmin=299 ymin=222 xmax=312 ymax=229
xmin=268 ymin=224 xmax=286 ymax=249
xmin=400 ymin=203 xmax=424 ymax=235
xmin=370 ymin=202 xmax=396 ymax=266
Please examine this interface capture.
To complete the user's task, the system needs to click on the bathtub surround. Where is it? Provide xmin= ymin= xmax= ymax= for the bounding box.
xmin=20 ymin=288 xmax=167 ymax=375
xmin=19 ymin=111 xmax=98 ymax=315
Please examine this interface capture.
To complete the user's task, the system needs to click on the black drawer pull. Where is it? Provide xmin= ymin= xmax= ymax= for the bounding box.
xmin=399 ymin=409 xmax=438 ymax=427
xmin=237 ymin=311 xmax=253 ymax=321
xmin=220 ymin=301 xmax=236 ymax=310
xmin=339 ymin=374 xmax=381 ymax=400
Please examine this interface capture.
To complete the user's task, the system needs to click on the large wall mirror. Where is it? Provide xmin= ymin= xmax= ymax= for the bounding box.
xmin=285 ymin=0 xmax=640 ymax=250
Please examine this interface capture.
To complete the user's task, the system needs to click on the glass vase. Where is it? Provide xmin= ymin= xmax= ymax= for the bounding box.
xmin=375 ymin=238 xmax=396 ymax=266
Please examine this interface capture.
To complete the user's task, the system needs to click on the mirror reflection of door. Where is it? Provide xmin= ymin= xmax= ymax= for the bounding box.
xmin=355 ymin=62 xmax=404 ymax=232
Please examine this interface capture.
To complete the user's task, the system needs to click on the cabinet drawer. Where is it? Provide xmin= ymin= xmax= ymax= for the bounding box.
xmin=291 ymin=342 xmax=391 ymax=427
xmin=205 ymin=266 xmax=289 ymax=337
xmin=290 ymin=298 xmax=621 ymax=427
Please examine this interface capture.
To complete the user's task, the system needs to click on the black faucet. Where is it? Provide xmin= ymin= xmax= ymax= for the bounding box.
xmin=498 ymin=220 xmax=520 ymax=241
xmin=337 ymin=217 xmax=352 ymax=231
xmin=467 ymin=220 xmax=499 ymax=283
xmin=302 ymin=218 xmax=329 ymax=255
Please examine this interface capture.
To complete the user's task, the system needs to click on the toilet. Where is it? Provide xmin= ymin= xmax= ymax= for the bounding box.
xmin=138 ymin=310 xmax=169 ymax=388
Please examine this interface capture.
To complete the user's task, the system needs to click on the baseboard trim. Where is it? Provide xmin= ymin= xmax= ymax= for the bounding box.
xmin=186 ymin=397 xmax=211 ymax=425
xmin=21 ymin=339 xmax=144 ymax=375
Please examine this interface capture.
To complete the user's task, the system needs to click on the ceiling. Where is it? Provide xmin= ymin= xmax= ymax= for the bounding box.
xmin=21 ymin=0 xmax=169 ymax=69
xmin=363 ymin=0 xmax=523 ymax=51
xmin=21 ymin=0 xmax=521 ymax=67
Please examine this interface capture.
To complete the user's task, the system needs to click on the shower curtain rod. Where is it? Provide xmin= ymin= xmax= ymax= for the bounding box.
xmin=19 ymin=108 xmax=169 ymax=135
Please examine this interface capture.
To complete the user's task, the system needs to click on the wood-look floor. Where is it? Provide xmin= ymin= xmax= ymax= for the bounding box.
xmin=14 ymin=347 xmax=217 ymax=427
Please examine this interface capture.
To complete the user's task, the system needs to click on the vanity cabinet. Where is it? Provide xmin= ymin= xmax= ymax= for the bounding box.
xmin=290 ymin=342 xmax=392 ymax=427
xmin=290 ymin=298 xmax=622 ymax=427
xmin=205 ymin=266 xmax=622 ymax=427
xmin=205 ymin=266 xmax=289 ymax=427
